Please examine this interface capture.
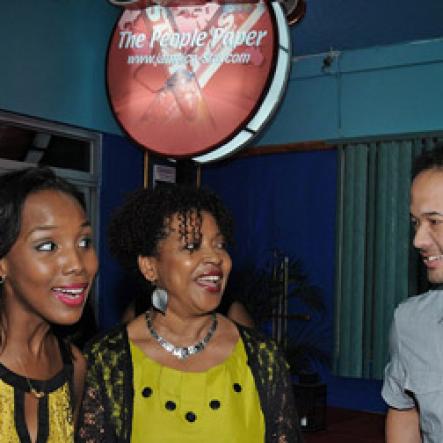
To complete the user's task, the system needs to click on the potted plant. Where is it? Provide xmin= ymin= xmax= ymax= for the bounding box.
xmin=225 ymin=248 xmax=331 ymax=431
xmin=226 ymin=248 xmax=330 ymax=371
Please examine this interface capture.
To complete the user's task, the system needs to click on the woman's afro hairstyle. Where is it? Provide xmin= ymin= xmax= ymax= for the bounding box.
xmin=0 ymin=166 xmax=85 ymax=258
xmin=108 ymin=184 xmax=234 ymax=273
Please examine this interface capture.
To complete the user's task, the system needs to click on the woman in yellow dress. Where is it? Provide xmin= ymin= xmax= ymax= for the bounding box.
xmin=77 ymin=184 xmax=301 ymax=442
xmin=0 ymin=166 xmax=98 ymax=442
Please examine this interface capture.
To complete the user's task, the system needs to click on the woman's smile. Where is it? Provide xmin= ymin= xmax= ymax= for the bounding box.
xmin=0 ymin=189 xmax=98 ymax=325
xmin=195 ymin=267 xmax=224 ymax=293
xmin=51 ymin=283 xmax=90 ymax=307
xmin=148 ymin=211 xmax=232 ymax=315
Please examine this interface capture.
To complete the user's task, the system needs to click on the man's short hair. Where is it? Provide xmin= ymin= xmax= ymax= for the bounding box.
xmin=413 ymin=142 xmax=443 ymax=178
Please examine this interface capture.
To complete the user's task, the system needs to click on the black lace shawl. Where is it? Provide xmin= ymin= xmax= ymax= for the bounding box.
xmin=76 ymin=324 xmax=303 ymax=443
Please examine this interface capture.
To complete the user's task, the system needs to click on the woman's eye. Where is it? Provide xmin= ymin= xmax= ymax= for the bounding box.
xmin=36 ymin=241 xmax=57 ymax=252
xmin=79 ymin=237 xmax=92 ymax=248
xmin=216 ymin=241 xmax=226 ymax=250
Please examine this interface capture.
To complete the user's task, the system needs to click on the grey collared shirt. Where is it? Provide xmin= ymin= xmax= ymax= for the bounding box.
xmin=382 ymin=289 xmax=443 ymax=443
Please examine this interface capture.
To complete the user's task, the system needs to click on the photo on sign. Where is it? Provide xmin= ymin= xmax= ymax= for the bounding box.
xmin=153 ymin=163 xmax=176 ymax=188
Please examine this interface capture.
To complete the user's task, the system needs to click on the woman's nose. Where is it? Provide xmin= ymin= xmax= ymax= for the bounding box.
xmin=62 ymin=248 xmax=85 ymax=275
xmin=202 ymin=246 xmax=223 ymax=264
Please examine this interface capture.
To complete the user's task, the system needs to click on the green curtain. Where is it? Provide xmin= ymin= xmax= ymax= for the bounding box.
xmin=334 ymin=137 xmax=442 ymax=379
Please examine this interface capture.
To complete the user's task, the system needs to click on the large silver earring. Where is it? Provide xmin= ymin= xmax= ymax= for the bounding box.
xmin=0 ymin=275 xmax=5 ymax=285
xmin=152 ymin=288 xmax=168 ymax=314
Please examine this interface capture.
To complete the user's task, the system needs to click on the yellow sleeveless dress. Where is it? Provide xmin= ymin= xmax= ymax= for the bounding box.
xmin=130 ymin=339 xmax=265 ymax=443
xmin=0 ymin=348 xmax=74 ymax=442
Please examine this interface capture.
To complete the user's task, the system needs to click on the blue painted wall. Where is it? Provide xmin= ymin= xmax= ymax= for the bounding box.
xmin=99 ymin=134 xmax=144 ymax=329
xmin=0 ymin=2 xmax=121 ymax=133
xmin=257 ymin=38 xmax=443 ymax=145
xmin=202 ymin=150 xmax=387 ymax=413
xmin=291 ymin=0 xmax=443 ymax=56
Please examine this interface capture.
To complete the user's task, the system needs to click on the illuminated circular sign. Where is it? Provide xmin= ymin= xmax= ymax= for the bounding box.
xmin=107 ymin=1 xmax=290 ymax=163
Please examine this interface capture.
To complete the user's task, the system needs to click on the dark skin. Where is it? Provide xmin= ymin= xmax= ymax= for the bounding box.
xmin=127 ymin=211 xmax=239 ymax=372
xmin=0 ymin=190 xmax=98 ymax=441
xmin=226 ymin=301 xmax=254 ymax=328
xmin=121 ymin=296 xmax=254 ymax=328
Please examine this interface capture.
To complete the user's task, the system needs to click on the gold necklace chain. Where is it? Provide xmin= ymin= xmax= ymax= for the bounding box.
xmin=24 ymin=378 xmax=45 ymax=399
xmin=15 ymin=358 xmax=46 ymax=399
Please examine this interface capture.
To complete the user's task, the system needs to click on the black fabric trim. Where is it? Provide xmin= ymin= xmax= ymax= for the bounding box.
xmin=14 ymin=389 xmax=31 ymax=443
xmin=36 ymin=396 xmax=49 ymax=443
xmin=0 ymin=361 xmax=66 ymax=394
xmin=59 ymin=339 xmax=75 ymax=412
xmin=0 ymin=337 xmax=73 ymax=442
xmin=11 ymin=392 xmax=55 ymax=443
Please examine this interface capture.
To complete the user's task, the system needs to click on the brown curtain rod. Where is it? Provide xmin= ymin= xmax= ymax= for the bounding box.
xmin=234 ymin=141 xmax=335 ymax=158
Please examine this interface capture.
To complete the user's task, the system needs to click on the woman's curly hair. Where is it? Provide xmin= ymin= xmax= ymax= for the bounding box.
xmin=108 ymin=184 xmax=234 ymax=276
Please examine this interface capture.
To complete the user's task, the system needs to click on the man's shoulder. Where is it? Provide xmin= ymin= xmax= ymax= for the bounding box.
xmin=395 ymin=289 xmax=443 ymax=324
xmin=388 ymin=291 xmax=443 ymax=363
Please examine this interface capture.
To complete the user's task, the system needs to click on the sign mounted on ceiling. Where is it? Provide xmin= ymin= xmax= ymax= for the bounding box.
xmin=107 ymin=0 xmax=290 ymax=163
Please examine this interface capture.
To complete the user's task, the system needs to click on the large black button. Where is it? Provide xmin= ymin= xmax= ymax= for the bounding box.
xmin=209 ymin=400 xmax=221 ymax=410
xmin=185 ymin=411 xmax=197 ymax=422
xmin=165 ymin=400 xmax=176 ymax=411
xmin=142 ymin=387 xmax=152 ymax=398
xmin=233 ymin=383 xmax=242 ymax=393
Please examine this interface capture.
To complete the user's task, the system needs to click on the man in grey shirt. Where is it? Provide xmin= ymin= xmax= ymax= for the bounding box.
xmin=382 ymin=144 xmax=443 ymax=442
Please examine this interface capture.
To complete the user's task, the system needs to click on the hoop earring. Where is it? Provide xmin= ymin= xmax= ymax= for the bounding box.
xmin=151 ymin=287 xmax=168 ymax=314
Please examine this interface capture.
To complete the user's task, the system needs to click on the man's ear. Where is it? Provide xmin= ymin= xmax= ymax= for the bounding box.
xmin=137 ymin=256 xmax=158 ymax=283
